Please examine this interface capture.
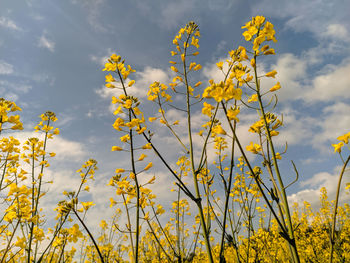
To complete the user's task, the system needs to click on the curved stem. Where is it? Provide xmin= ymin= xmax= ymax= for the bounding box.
xmin=73 ymin=209 xmax=105 ymax=263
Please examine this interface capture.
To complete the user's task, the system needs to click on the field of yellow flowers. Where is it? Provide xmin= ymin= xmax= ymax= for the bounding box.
xmin=1 ymin=16 xmax=349 ymax=263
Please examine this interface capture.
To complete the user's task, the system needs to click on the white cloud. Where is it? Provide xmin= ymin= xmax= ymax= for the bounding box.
xmin=273 ymin=107 xmax=315 ymax=146
xmin=260 ymin=53 xmax=308 ymax=102
xmin=304 ymin=61 xmax=350 ymax=102
xmin=38 ymin=33 xmax=55 ymax=52
xmin=0 ymin=60 xmax=14 ymax=75
xmin=134 ymin=66 xmax=171 ymax=97
xmin=323 ymin=24 xmax=349 ymax=40
xmin=0 ymin=16 xmax=22 ymax=31
xmin=310 ymin=102 xmax=350 ymax=152
xmin=288 ymin=167 xmax=350 ymax=209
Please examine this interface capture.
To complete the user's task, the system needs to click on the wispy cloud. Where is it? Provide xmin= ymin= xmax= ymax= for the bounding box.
xmin=38 ymin=32 xmax=55 ymax=52
xmin=0 ymin=60 xmax=14 ymax=75
xmin=71 ymin=0 xmax=107 ymax=32
xmin=0 ymin=16 xmax=22 ymax=31
xmin=252 ymin=0 xmax=350 ymax=39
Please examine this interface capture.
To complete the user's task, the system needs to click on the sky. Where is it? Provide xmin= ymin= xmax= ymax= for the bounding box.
xmin=1 ymin=0 xmax=350 ymax=231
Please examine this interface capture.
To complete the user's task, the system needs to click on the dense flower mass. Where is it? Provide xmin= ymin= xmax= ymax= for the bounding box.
xmin=0 ymin=15 xmax=349 ymax=263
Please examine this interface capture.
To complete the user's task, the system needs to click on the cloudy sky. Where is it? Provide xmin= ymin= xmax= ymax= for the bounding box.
xmin=1 ymin=0 xmax=350 ymax=228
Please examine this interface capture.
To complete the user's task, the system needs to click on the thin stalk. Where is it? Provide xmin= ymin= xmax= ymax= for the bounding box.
xmin=329 ymin=155 xmax=350 ymax=263
xmin=73 ymin=209 xmax=105 ymax=263
xmin=118 ymin=67 xmax=140 ymax=262
xmin=176 ymin=185 xmax=182 ymax=261
xmin=253 ymin=53 xmax=300 ymax=263
xmin=27 ymin=142 xmax=36 ymax=263
xmin=128 ymin=113 xmax=140 ymax=263
xmin=182 ymin=29 xmax=214 ymax=263
xmin=121 ymin=193 xmax=135 ymax=260
xmin=219 ymin=109 xmax=237 ymax=263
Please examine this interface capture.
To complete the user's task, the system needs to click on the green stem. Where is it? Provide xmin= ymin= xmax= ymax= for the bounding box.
xmin=129 ymin=115 xmax=140 ymax=263
xmin=219 ymin=108 xmax=238 ymax=263
xmin=253 ymin=53 xmax=299 ymax=263
xmin=329 ymin=155 xmax=350 ymax=263
xmin=182 ymin=29 xmax=214 ymax=263
xmin=73 ymin=209 xmax=105 ymax=263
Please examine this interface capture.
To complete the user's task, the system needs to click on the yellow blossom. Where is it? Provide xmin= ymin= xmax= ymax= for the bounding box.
xmin=246 ymin=142 xmax=262 ymax=154
xmin=270 ymin=82 xmax=281 ymax=92
xmin=216 ymin=62 xmax=224 ymax=70
xmin=227 ymin=108 xmax=240 ymax=122
xmin=138 ymin=154 xmax=147 ymax=161
xmin=337 ymin=132 xmax=350 ymax=144
xmin=265 ymin=70 xmax=277 ymax=78
xmin=202 ymin=102 xmax=215 ymax=117
xmin=144 ymin=162 xmax=153 ymax=171
xmin=332 ymin=142 xmax=344 ymax=153
xmin=248 ymin=94 xmax=258 ymax=103
xmin=111 ymin=146 xmax=123 ymax=151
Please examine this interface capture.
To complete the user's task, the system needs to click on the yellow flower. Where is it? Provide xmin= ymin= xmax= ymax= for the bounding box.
xmin=170 ymin=66 xmax=178 ymax=73
xmin=110 ymin=54 xmax=121 ymax=62
xmin=264 ymin=48 xmax=275 ymax=55
xmin=193 ymin=64 xmax=202 ymax=71
xmin=111 ymin=146 xmax=123 ymax=151
xmin=194 ymin=81 xmax=202 ymax=87
xmin=212 ymin=125 xmax=226 ymax=135
xmin=254 ymin=16 xmax=266 ymax=27
xmin=270 ymin=130 xmax=279 ymax=136
xmin=105 ymin=74 xmax=116 ymax=82
xmin=250 ymin=58 xmax=256 ymax=67
xmin=248 ymin=94 xmax=258 ymax=103
xmin=128 ymin=80 xmax=135 ymax=87
xmin=216 ymin=62 xmax=224 ymax=70
xmin=337 ymin=132 xmax=350 ymax=144
xmin=100 ymin=220 xmax=108 ymax=229
xmin=332 ymin=142 xmax=344 ymax=153
xmin=115 ymin=168 xmax=125 ymax=173
xmin=142 ymin=143 xmax=152 ymax=149
xmin=246 ymin=142 xmax=262 ymax=154
xmin=227 ymin=108 xmax=240 ymax=122
xmin=265 ymin=70 xmax=277 ymax=78
xmin=144 ymin=162 xmax=153 ymax=171
xmin=138 ymin=154 xmax=147 ymax=161
xmin=202 ymin=102 xmax=215 ymax=117
xmin=102 ymin=62 xmax=117 ymax=72
xmin=270 ymin=82 xmax=281 ymax=92
xmin=120 ymin=134 xmax=130 ymax=142
xmin=81 ymin=202 xmax=95 ymax=211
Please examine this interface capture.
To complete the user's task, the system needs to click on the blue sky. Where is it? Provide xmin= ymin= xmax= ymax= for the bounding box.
xmin=1 ymin=0 xmax=350 ymax=227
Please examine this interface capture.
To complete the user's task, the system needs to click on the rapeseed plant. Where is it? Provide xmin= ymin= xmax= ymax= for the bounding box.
xmin=0 ymin=16 xmax=349 ymax=262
